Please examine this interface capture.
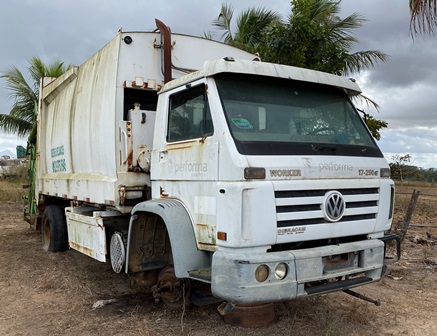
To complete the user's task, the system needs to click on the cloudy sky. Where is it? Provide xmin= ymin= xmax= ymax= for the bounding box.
xmin=1 ymin=0 xmax=436 ymax=168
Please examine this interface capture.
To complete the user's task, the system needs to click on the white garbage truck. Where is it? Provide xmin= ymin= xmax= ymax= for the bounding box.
xmin=29 ymin=20 xmax=399 ymax=316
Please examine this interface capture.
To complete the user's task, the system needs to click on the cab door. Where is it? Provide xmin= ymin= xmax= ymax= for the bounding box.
xmin=151 ymin=81 xmax=219 ymax=248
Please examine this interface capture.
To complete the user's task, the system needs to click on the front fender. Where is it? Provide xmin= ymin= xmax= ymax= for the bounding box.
xmin=127 ymin=199 xmax=210 ymax=278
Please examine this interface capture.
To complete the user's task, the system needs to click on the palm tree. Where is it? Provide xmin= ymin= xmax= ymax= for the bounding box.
xmin=210 ymin=0 xmax=388 ymax=138
xmin=0 ymin=57 xmax=69 ymax=137
xmin=210 ymin=1 xmax=387 ymax=76
xmin=283 ymin=0 xmax=388 ymax=76
xmin=410 ymin=0 xmax=437 ymax=35
xmin=211 ymin=3 xmax=281 ymax=51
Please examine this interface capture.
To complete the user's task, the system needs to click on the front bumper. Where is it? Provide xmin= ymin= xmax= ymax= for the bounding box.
xmin=211 ymin=239 xmax=385 ymax=304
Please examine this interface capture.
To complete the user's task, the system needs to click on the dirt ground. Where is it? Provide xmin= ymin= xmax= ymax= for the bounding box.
xmin=1 ymin=183 xmax=436 ymax=335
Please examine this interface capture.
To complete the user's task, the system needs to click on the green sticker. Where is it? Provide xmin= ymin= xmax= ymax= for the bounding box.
xmin=231 ymin=118 xmax=253 ymax=129
xmin=52 ymin=158 xmax=66 ymax=172
xmin=51 ymin=145 xmax=64 ymax=158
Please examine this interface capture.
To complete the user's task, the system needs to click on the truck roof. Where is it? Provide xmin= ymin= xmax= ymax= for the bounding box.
xmin=160 ymin=59 xmax=362 ymax=96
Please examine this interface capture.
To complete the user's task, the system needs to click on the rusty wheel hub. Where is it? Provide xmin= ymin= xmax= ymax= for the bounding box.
xmin=152 ymin=265 xmax=190 ymax=308
xmin=218 ymin=301 xmax=276 ymax=328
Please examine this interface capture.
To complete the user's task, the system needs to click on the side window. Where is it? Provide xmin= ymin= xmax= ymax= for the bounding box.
xmin=167 ymin=84 xmax=214 ymax=142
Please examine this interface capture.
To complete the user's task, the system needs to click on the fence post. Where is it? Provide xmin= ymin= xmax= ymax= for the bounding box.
xmin=398 ymin=189 xmax=421 ymax=242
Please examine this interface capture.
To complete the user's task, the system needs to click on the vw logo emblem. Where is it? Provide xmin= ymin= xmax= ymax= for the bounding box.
xmin=323 ymin=191 xmax=345 ymax=222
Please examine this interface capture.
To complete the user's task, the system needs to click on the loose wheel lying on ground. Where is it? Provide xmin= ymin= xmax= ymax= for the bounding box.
xmin=42 ymin=205 xmax=68 ymax=252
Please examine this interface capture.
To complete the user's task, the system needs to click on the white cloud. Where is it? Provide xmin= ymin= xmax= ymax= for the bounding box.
xmin=0 ymin=131 xmax=27 ymax=154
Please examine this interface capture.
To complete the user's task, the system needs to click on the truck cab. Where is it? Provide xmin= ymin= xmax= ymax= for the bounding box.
xmin=130 ymin=58 xmax=396 ymax=303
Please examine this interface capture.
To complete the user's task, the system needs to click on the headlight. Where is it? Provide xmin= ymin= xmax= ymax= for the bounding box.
xmin=255 ymin=264 xmax=269 ymax=282
xmin=275 ymin=263 xmax=288 ymax=280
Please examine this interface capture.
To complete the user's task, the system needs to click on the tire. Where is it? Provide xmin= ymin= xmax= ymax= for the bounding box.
xmin=42 ymin=205 xmax=68 ymax=252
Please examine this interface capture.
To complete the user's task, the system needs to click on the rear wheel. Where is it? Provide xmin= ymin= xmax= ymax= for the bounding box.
xmin=42 ymin=205 xmax=68 ymax=252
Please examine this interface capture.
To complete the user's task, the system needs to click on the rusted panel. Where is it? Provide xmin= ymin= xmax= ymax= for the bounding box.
xmin=69 ymin=242 xmax=95 ymax=258
xmin=196 ymin=223 xmax=216 ymax=245
xmin=198 ymin=243 xmax=217 ymax=252
xmin=155 ymin=19 xmax=172 ymax=83
xmin=323 ymin=252 xmax=357 ymax=273
xmin=65 ymin=210 xmax=107 ymax=262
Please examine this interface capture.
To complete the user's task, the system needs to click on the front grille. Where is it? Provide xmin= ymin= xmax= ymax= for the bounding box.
xmin=275 ymin=187 xmax=379 ymax=228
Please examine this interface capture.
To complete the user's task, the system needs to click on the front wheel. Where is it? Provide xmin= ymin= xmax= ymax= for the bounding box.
xmin=42 ymin=205 xmax=68 ymax=252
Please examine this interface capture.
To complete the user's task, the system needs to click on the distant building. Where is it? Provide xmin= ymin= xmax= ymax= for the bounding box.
xmin=16 ymin=145 xmax=26 ymax=158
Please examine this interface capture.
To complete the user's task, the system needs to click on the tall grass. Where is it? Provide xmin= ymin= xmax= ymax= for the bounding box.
xmin=0 ymin=178 xmax=27 ymax=202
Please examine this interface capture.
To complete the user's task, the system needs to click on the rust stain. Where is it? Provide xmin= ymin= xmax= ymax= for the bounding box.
xmin=127 ymin=149 xmax=133 ymax=168
xmin=323 ymin=253 xmax=354 ymax=272
xmin=160 ymin=186 xmax=169 ymax=198
xmin=155 ymin=19 xmax=172 ymax=83
xmin=69 ymin=242 xmax=94 ymax=258
xmin=119 ymin=186 xmax=126 ymax=205
xmin=219 ymin=302 xmax=275 ymax=328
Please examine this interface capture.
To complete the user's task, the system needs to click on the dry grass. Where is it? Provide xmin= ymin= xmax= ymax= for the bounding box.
xmin=395 ymin=181 xmax=437 ymax=196
xmin=392 ymin=182 xmax=437 ymax=287
xmin=1 ymin=180 xmax=436 ymax=335
xmin=0 ymin=178 xmax=27 ymax=202
xmin=393 ymin=181 xmax=437 ymax=231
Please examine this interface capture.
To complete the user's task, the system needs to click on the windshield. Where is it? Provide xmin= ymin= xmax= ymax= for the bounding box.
xmin=215 ymin=74 xmax=382 ymax=157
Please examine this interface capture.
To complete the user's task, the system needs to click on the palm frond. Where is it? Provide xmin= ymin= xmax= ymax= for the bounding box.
xmin=1 ymin=57 xmax=69 ymax=136
xmin=28 ymin=57 xmax=70 ymax=93
xmin=0 ymin=113 xmax=33 ymax=137
xmin=308 ymin=0 xmax=341 ymax=22
xmin=352 ymin=93 xmax=381 ymax=111
xmin=344 ymin=50 xmax=388 ymax=75
xmin=328 ymin=13 xmax=364 ymax=49
xmin=202 ymin=31 xmax=214 ymax=40
xmin=212 ymin=3 xmax=235 ymax=42
xmin=9 ymin=101 xmax=37 ymax=123
xmin=410 ymin=0 xmax=437 ymax=35
xmin=28 ymin=57 xmax=47 ymax=88
xmin=234 ymin=7 xmax=281 ymax=46
xmin=46 ymin=60 xmax=70 ymax=77
xmin=0 ymin=66 xmax=37 ymax=106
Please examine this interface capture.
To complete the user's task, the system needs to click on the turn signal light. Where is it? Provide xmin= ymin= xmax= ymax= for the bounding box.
xmin=380 ymin=168 xmax=391 ymax=178
xmin=217 ymin=231 xmax=227 ymax=241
